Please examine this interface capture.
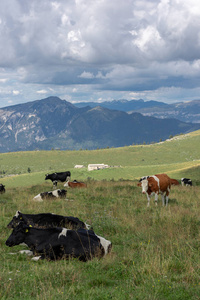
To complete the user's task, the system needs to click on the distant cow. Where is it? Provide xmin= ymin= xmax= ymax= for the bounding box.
xmin=170 ymin=179 xmax=180 ymax=186
xmin=0 ymin=184 xmax=5 ymax=193
xmin=181 ymin=178 xmax=192 ymax=186
xmin=7 ymin=211 xmax=89 ymax=230
xmin=140 ymin=173 xmax=171 ymax=206
xmin=33 ymin=189 xmax=67 ymax=202
xmin=5 ymin=222 xmax=112 ymax=261
xmin=64 ymin=180 xmax=87 ymax=188
xmin=45 ymin=171 xmax=71 ymax=187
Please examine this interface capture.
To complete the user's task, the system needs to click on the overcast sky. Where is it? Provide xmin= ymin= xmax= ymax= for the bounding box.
xmin=1 ymin=0 xmax=200 ymax=108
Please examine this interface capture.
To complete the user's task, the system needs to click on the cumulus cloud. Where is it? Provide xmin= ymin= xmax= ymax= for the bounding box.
xmin=0 ymin=0 xmax=200 ymax=107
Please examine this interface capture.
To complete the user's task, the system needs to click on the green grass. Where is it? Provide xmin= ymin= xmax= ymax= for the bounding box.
xmin=0 ymin=130 xmax=200 ymax=187
xmin=0 ymin=130 xmax=200 ymax=299
xmin=0 ymin=181 xmax=200 ymax=299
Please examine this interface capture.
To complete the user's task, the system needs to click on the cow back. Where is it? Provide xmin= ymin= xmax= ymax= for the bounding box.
xmin=155 ymin=174 xmax=171 ymax=191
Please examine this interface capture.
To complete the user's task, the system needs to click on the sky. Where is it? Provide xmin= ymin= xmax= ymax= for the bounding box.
xmin=1 ymin=0 xmax=200 ymax=108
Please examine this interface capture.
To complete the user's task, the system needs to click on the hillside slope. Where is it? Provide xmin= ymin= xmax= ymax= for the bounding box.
xmin=0 ymin=130 xmax=199 ymax=187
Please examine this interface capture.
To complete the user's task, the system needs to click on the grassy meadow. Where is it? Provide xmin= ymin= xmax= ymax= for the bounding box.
xmin=0 ymin=130 xmax=200 ymax=299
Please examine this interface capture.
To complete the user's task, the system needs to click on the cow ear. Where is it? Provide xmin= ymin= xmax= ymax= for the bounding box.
xmin=29 ymin=225 xmax=32 ymax=227
xmin=25 ymin=229 xmax=29 ymax=233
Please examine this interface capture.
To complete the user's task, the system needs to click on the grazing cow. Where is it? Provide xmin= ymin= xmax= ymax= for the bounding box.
xmin=170 ymin=179 xmax=180 ymax=186
xmin=7 ymin=211 xmax=89 ymax=230
xmin=45 ymin=171 xmax=71 ymax=187
xmin=140 ymin=173 xmax=171 ymax=206
xmin=181 ymin=178 xmax=192 ymax=186
xmin=5 ymin=222 xmax=112 ymax=261
xmin=64 ymin=180 xmax=87 ymax=188
xmin=33 ymin=189 xmax=67 ymax=202
xmin=0 ymin=184 xmax=5 ymax=193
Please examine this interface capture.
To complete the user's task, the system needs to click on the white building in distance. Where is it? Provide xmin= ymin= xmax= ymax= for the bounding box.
xmin=88 ymin=164 xmax=110 ymax=171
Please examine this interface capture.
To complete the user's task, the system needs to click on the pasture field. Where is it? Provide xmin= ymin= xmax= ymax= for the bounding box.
xmin=0 ymin=130 xmax=200 ymax=299
xmin=0 ymin=130 xmax=200 ymax=188
xmin=0 ymin=180 xmax=200 ymax=299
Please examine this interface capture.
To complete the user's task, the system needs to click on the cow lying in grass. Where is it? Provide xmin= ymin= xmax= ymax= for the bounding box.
xmin=33 ymin=189 xmax=67 ymax=202
xmin=64 ymin=180 xmax=87 ymax=188
xmin=5 ymin=222 xmax=112 ymax=261
xmin=7 ymin=211 xmax=89 ymax=230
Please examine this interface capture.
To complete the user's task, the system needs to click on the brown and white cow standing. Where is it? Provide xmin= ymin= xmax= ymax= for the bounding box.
xmin=140 ymin=174 xmax=171 ymax=207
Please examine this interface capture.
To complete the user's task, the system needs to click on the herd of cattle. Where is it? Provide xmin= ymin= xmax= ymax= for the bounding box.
xmin=1 ymin=170 xmax=193 ymax=262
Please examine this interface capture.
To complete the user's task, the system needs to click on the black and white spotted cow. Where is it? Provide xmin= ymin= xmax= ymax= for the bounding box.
xmin=181 ymin=178 xmax=192 ymax=186
xmin=45 ymin=171 xmax=71 ymax=188
xmin=33 ymin=189 xmax=67 ymax=201
xmin=7 ymin=211 xmax=89 ymax=230
xmin=5 ymin=222 xmax=112 ymax=261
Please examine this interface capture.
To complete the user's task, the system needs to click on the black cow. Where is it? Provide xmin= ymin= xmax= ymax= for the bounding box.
xmin=7 ymin=211 xmax=89 ymax=230
xmin=33 ymin=189 xmax=67 ymax=202
xmin=181 ymin=178 xmax=192 ymax=186
xmin=0 ymin=184 xmax=5 ymax=193
xmin=45 ymin=171 xmax=71 ymax=187
xmin=5 ymin=222 xmax=112 ymax=261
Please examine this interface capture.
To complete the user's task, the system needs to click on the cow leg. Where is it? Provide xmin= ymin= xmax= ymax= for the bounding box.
xmin=161 ymin=193 xmax=165 ymax=206
xmin=165 ymin=189 xmax=170 ymax=206
xmin=165 ymin=196 xmax=169 ymax=206
xmin=146 ymin=194 xmax=151 ymax=207
xmin=154 ymin=193 xmax=158 ymax=206
xmin=53 ymin=181 xmax=57 ymax=189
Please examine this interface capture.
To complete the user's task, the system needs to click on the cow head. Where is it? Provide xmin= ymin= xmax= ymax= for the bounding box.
xmin=45 ymin=174 xmax=49 ymax=180
xmin=141 ymin=179 xmax=149 ymax=194
xmin=5 ymin=222 xmax=30 ymax=247
xmin=58 ymin=189 xmax=67 ymax=197
xmin=7 ymin=210 xmax=23 ymax=228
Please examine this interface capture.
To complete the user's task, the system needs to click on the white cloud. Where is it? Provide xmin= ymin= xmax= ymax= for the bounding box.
xmin=37 ymin=90 xmax=48 ymax=94
xmin=0 ymin=78 xmax=8 ymax=83
xmin=0 ymin=0 xmax=200 ymax=107
xmin=13 ymin=90 xmax=20 ymax=95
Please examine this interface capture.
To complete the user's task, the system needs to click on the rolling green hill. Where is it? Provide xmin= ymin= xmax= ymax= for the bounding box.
xmin=0 ymin=130 xmax=200 ymax=188
xmin=1 ymin=131 xmax=200 ymax=299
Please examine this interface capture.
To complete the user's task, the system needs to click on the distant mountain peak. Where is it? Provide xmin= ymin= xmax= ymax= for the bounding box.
xmin=0 ymin=96 xmax=199 ymax=153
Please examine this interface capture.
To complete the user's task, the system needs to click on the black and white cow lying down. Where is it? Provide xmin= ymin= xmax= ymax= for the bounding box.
xmin=33 ymin=189 xmax=67 ymax=202
xmin=7 ymin=211 xmax=89 ymax=230
xmin=5 ymin=222 xmax=112 ymax=261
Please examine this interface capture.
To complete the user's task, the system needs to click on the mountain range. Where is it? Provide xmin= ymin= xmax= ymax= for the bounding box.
xmin=74 ymin=99 xmax=200 ymax=123
xmin=0 ymin=96 xmax=200 ymax=153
